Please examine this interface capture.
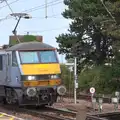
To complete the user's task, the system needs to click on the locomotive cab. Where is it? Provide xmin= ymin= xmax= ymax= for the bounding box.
xmin=0 ymin=42 xmax=66 ymax=106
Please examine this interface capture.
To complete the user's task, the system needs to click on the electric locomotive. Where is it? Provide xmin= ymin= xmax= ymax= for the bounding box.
xmin=0 ymin=41 xmax=66 ymax=106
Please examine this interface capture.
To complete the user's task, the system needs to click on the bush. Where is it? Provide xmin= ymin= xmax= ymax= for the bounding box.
xmin=60 ymin=63 xmax=120 ymax=95
xmin=60 ymin=64 xmax=74 ymax=89
xmin=78 ymin=66 xmax=102 ymax=93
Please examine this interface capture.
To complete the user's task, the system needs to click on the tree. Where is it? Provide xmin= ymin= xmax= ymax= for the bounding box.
xmin=56 ymin=0 xmax=120 ymax=94
xmin=56 ymin=0 xmax=120 ymax=72
xmin=78 ymin=64 xmax=120 ymax=94
xmin=60 ymin=64 xmax=74 ymax=89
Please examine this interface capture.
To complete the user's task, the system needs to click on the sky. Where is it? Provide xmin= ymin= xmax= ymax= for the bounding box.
xmin=0 ymin=0 xmax=71 ymax=63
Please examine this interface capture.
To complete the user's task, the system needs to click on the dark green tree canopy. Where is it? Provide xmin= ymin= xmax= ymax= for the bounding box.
xmin=56 ymin=0 xmax=120 ymax=70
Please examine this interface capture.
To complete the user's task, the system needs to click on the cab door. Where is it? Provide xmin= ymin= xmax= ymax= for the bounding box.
xmin=5 ymin=53 xmax=11 ymax=85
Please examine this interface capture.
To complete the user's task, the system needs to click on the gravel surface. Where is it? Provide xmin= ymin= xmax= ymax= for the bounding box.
xmin=53 ymin=97 xmax=120 ymax=112
xmin=0 ymin=97 xmax=119 ymax=120
xmin=0 ymin=105 xmax=45 ymax=120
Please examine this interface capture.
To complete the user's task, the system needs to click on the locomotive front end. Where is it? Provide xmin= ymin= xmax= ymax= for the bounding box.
xmin=18 ymin=49 xmax=66 ymax=106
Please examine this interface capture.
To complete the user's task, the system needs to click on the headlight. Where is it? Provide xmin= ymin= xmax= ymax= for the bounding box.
xmin=26 ymin=87 xmax=36 ymax=97
xmin=51 ymin=75 xmax=59 ymax=79
xmin=28 ymin=76 xmax=35 ymax=80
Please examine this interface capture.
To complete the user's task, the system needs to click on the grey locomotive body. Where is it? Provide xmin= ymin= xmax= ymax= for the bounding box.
xmin=0 ymin=42 xmax=66 ymax=106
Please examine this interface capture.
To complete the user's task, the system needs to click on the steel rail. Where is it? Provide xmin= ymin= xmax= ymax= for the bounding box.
xmin=44 ymin=106 xmax=77 ymax=117
xmin=0 ymin=105 xmax=76 ymax=120
xmin=64 ymin=93 xmax=112 ymax=103
xmin=23 ymin=109 xmax=75 ymax=120
xmin=2 ymin=104 xmax=120 ymax=120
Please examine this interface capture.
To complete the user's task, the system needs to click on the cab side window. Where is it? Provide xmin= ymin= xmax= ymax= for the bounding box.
xmin=7 ymin=53 xmax=11 ymax=66
xmin=0 ymin=55 xmax=3 ymax=70
xmin=12 ymin=51 xmax=18 ymax=66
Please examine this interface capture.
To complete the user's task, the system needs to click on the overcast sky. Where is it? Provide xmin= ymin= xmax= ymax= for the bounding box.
xmin=0 ymin=0 xmax=71 ymax=63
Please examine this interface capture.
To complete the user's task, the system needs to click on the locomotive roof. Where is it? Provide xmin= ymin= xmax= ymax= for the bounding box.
xmin=6 ymin=41 xmax=55 ymax=51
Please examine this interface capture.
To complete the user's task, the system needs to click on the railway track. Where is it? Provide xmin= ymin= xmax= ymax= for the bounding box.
xmin=0 ymin=93 xmax=116 ymax=120
xmin=0 ymin=104 xmax=77 ymax=120
xmin=65 ymin=93 xmax=112 ymax=103
xmin=1 ymin=103 xmax=120 ymax=120
xmin=0 ymin=112 xmax=23 ymax=120
xmin=24 ymin=106 xmax=77 ymax=120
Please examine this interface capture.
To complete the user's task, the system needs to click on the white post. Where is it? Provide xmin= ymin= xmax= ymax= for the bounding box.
xmin=74 ymin=57 xmax=77 ymax=104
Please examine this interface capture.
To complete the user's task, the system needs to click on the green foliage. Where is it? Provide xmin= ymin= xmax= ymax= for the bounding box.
xmin=23 ymin=35 xmax=36 ymax=42
xmin=78 ymin=66 xmax=102 ymax=92
xmin=86 ymin=64 xmax=120 ymax=94
xmin=61 ymin=64 xmax=120 ymax=94
xmin=56 ymin=0 xmax=120 ymax=71
xmin=55 ymin=0 xmax=120 ymax=95
xmin=10 ymin=39 xmax=19 ymax=46
xmin=57 ymin=0 xmax=120 ymax=94
xmin=61 ymin=57 xmax=120 ymax=94
xmin=10 ymin=35 xmax=37 ymax=46
xmin=60 ymin=64 xmax=74 ymax=89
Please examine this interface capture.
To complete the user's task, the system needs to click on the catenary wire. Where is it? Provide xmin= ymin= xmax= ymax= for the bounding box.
xmin=1 ymin=0 xmax=18 ymax=20
xmin=22 ymin=0 xmax=62 ymax=13
xmin=4 ymin=0 xmax=14 ymax=13
xmin=0 ymin=0 xmax=20 ymax=9
xmin=23 ymin=25 xmax=69 ymax=33
xmin=0 ymin=13 xmax=64 ymax=22
xmin=0 ymin=0 xmax=63 ymax=22
xmin=31 ymin=14 xmax=64 ymax=19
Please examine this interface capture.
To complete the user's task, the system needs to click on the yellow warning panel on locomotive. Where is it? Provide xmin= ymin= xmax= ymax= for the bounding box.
xmin=21 ymin=63 xmax=61 ymax=75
